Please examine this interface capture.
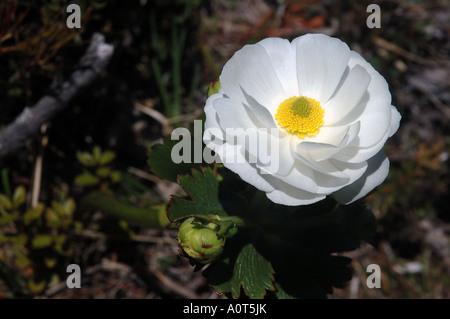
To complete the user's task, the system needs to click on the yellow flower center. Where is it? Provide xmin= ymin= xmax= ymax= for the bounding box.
xmin=274 ymin=96 xmax=325 ymax=138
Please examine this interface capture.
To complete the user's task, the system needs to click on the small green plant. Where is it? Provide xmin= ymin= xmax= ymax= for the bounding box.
xmin=75 ymin=146 xmax=121 ymax=192
xmin=0 ymin=186 xmax=26 ymax=225
xmin=0 ymin=144 xmax=170 ymax=297
xmin=0 ymin=182 xmax=78 ymax=296
xmin=75 ymin=145 xmax=169 ymax=228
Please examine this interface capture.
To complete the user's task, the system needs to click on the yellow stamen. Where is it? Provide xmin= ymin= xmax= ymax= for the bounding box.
xmin=274 ymin=96 xmax=325 ymax=138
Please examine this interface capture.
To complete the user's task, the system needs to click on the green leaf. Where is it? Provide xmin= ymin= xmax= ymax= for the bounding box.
xmin=169 ymin=167 xmax=227 ymax=226
xmin=74 ymin=221 xmax=83 ymax=231
xmin=53 ymin=234 xmax=72 ymax=256
xmin=96 ymin=166 xmax=111 ymax=178
xmin=99 ymin=151 xmax=116 ymax=166
xmin=23 ymin=203 xmax=45 ymax=225
xmin=28 ymin=278 xmax=46 ymax=294
xmin=205 ymin=242 xmax=275 ymax=299
xmin=0 ymin=233 xmax=27 ymax=245
xmin=51 ymin=201 xmax=66 ymax=216
xmin=62 ymin=198 xmax=76 ymax=217
xmin=47 ymin=3 xmax=60 ymax=11
xmin=148 ymin=134 xmax=207 ymax=183
xmin=0 ymin=194 xmax=12 ymax=210
xmin=15 ymin=249 xmax=31 ymax=268
xmin=76 ymin=151 xmax=97 ymax=167
xmin=45 ymin=208 xmax=61 ymax=228
xmin=12 ymin=186 xmax=26 ymax=208
xmin=92 ymin=1 xmax=108 ymax=9
xmin=92 ymin=146 xmax=102 ymax=162
xmin=74 ymin=171 xmax=100 ymax=186
xmin=273 ymin=283 xmax=296 ymax=299
xmin=32 ymin=235 xmax=53 ymax=248
xmin=54 ymin=242 xmax=73 ymax=256
xmin=110 ymin=171 xmax=122 ymax=183
xmin=13 ymin=234 xmax=28 ymax=246
xmin=53 ymin=234 xmax=67 ymax=246
xmin=0 ymin=208 xmax=18 ymax=225
xmin=44 ymin=258 xmax=57 ymax=268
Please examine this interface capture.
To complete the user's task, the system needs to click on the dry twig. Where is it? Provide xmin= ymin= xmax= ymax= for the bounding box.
xmin=373 ymin=36 xmax=439 ymax=67
xmin=0 ymin=33 xmax=114 ymax=159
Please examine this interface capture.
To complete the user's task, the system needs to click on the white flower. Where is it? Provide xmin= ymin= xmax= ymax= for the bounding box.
xmin=203 ymin=33 xmax=401 ymax=206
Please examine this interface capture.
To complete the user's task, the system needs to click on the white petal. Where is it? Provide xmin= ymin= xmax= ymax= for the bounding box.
xmin=294 ymin=33 xmax=351 ymax=104
xmin=333 ymin=151 xmax=389 ymax=204
xmin=213 ymin=98 xmax=257 ymax=131
xmin=204 ymin=90 xmax=225 ymax=136
xmin=389 ymin=105 xmax=401 ymax=137
xmin=257 ymin=37 xmax=299 ymax=98
xmin=333 ymin=102 xmax=400 ymax=164
xmin=301 ymin=124 xmax=349 ymax=147
xmin=294 ymin=146 xmax=350 ymax=181
xmin=244 ymin=130 xmax=294 ymax=176
xmin=342 ymin=51 xmax=392 ymax=148
xmin=266 ymin=180 xmax=326 ymax=206
xmin=323 ymin=65 xmax=371 ymax=125
xmin=203 ymin=126 xmax=225 ymax=155
xmin=241 ymin=92 xmax=277 ymax=128
xmin=280 ymin=143 xmax=367 ymax=194
xmin=298 ymin=121 xmax=360 ymax=162
xmin=269 ymin=160 xmax=319 ymax=193
xmin=204 ymin=92 xmax=227 ymax=158
xmin=328 ymin=158 xmax=368 ymax=185
xmin=308 ymin=121 xmax=360 ymax=162
xmin=215 ymin=142 xmax=275 ymax=193
xmin=220 ymin=43 xmax=285 ymax=114
xmin=356 ymin=110 xmax=390 ymax=148
xmin=271 ymin=159 xmax=353 ymax=194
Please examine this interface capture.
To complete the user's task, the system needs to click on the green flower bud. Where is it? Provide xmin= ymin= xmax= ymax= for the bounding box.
xmin=207 ymin=79 xmax=221 ymax=98
xmin=178 ymin=217 xmax=225 ymax=264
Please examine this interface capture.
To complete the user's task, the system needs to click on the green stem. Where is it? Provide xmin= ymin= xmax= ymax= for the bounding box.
xmin=150 ymin=57 xmax=171 ymax=114
xmin=1 ymin=169 xmax=11 ymax=198
xmin=188 ymin=62 xmax=201 ymax=107
xmin=199 ymin=41 xmax=220 ymax=79
xmin=187 ymin=214 xmax=246 ymax=238
xmin=80 ymin=191 xmax=169 ymax=228
xmin=170 ymin=21 xmax=186 ymax=118
xmin=149 ymin=11 xmax=171 ymax=114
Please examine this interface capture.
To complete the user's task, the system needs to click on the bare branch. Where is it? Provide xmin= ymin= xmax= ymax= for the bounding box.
xmin=0 ymin=33 xmax=114 ymax=159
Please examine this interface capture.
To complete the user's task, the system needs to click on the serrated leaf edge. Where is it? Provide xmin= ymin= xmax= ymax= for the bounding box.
xmin=206 ymin=245 xmax=277 ymax=299
xmin=167 ymin=165 xmax=218 ymax=228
